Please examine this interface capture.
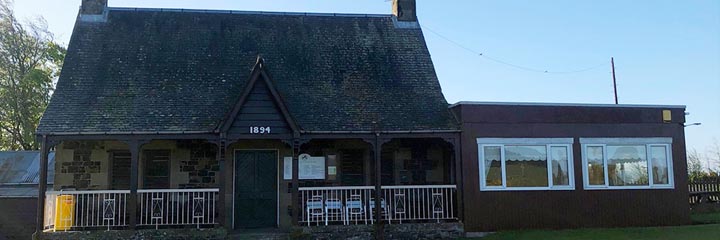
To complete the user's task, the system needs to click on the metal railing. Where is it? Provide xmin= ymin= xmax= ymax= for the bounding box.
xmin=298 ymin=185 xmax=457 ymax=226
xmin=381 ymin=185 xmax=457 ymax=223
xmin=43 ymin=188 xmax=219 ymax=231
xmin=138 ymin=188 xmax=219 ymax=228
xmin=299 ymin=186 xmax=375 ymax=226
xmin=44 ymin=190 xmax=130 ymax=231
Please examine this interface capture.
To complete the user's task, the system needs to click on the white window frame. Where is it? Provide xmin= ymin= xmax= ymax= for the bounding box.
xmin=580 ymin=138 xmax=674 ymax=190
xmin=477 ymin=138 xmax=575 ymax=191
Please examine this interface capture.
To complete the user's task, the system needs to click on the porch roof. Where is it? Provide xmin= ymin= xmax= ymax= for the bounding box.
xmin=37 ymin=8 xmax=458 ymax=135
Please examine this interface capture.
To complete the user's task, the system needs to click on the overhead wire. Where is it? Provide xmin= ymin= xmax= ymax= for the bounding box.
xmin=421 ymin=24 xmax=609 ymax=74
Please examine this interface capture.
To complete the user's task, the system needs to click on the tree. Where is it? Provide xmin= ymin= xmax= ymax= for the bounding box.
xmin=687 ymin=148 xmax=705 ymax=181
xmin=710 ymin=139 xmax=720 ymax=174
xmin=0 ymin=0 xmax=65 ymax=150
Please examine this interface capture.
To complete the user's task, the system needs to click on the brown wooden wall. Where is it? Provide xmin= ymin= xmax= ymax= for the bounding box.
xmin=452 ymin=104 xmax=691 ymax=232
xmin=0 ymin=197 xmax=37 ymax=239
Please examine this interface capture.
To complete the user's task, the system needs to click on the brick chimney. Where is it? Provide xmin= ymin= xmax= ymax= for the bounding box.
xmin=80 ymin=0 xmax=108 ymax=22
xmin=392 ymin=0 xmax=417 ymax=22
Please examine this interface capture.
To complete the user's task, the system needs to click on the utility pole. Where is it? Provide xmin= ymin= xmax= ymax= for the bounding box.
xmin=611 ymin=57 xmax=618 ymax=104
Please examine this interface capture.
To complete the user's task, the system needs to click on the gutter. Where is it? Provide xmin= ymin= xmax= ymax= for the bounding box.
xmin=0 ymin=196 xmax=38 ymax=199
xmin=36 ymin=131 xmax=214 ymax=136
xmin=38 ymin=130 xmax=462 ymax=136
xmin=0 ymin=183 xmax=52 ymax=186
xmin=449 ymin=101 xmax=687 ymax=109
xmin=300 ymin=130 xmax=461 ymax=134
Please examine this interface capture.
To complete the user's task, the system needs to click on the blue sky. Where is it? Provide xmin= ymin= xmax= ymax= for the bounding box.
xmin=14 ymin=0 xmax=720 ymax=165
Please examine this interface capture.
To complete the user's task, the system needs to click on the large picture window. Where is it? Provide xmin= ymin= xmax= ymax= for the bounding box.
xmin=477 ymin=138 xmax=575 ymax=191
xmin=581 ymin=138 xmax=673 ymax=190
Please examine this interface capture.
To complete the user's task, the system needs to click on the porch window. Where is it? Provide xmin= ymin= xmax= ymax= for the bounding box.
xmin=581 ymin=138 xmax=674 ymax=190
xmin=109 ymin=151 xmax=131 ymax=190
xmin=339 ymin=149 xmax=366 ymax=186
xmin=143 ymin=150 xmax=171 ymax=189
xmin=477 ymin=138 xmax=575 ymax=191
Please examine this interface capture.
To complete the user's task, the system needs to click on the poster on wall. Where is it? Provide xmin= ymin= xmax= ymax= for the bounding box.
xmin=283 ymin=154 xmax=326 ymax=180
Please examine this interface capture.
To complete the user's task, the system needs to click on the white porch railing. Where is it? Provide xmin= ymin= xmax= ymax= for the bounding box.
xmin=44 ymin=190 xmax=130 ymax=231
xmin=298 ymin=185 xmax=457 ymax=226
xmin=381 ymin=185 xmax=457 ymax=223
xmin=138 ymin=188 xmax=219 ymax=228
xmin=43 ymin=188 xmax=219 ymax=231
xmin=299 ymin=186 xmax=375 ymax=226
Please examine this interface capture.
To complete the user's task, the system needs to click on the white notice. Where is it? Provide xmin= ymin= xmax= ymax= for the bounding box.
xmin=283 ymin=154 xmax=326 ymax=180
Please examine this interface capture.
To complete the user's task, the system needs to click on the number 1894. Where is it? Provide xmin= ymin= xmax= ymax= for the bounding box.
xmin=249 ymin=126 xmax=271 ymax=134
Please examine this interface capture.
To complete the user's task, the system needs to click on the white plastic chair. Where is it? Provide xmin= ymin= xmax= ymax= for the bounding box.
xmin=306 ymin=195 xmax=324 ymax=226
xmin=344 ymin=194 xmax=366 ymax=225
xmin=324 ymin=198 xmax=344 ymax=225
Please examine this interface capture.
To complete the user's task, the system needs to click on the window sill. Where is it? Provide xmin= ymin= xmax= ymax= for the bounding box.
xmin=583 ymin=185 xmax=675 ymax=190
xmin=480 ymin=187 xmax=575 ymax=191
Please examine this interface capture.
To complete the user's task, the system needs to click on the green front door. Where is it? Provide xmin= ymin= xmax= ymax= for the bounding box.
xmin=234 ymin=150 xmax=278 ymax=229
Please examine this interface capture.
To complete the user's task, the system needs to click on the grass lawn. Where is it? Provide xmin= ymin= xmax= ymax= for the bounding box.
xmin=691 ymin=212 xmax=720 ymax=224
xmin=475 ymin=224 xmax=720 ymax=240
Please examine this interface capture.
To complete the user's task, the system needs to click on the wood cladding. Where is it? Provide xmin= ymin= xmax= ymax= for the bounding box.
xmin=453 ymin=104 xmax=690 ymax=232
xmin=229 ymin=80 xmax=291 ymax=135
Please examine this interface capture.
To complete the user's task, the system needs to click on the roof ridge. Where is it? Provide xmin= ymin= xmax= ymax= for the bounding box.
xmin=108 ymin=7 xmax=391 ymax=18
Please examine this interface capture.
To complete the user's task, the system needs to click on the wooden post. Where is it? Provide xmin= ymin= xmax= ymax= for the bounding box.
xmin=128 ymin=140 xmax=142 ymax=229
xmin=216 ymin=140 xmax=226 ymax=226
xmin=452 ymin=137 xmax=464 ymax=222
xmin=34 ymin=135 xmax=49 ymax=237
xmin=224 ymin=141 xmax=233 ymax=226
xmin=374 ymin=134 xmax=384 ymax=240
xmin=291 ymin=139 xmax=300 ymax=226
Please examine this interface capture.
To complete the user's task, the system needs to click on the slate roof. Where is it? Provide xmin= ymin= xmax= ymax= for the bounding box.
xmin=37 ymin=8 xmax=458 ymax=134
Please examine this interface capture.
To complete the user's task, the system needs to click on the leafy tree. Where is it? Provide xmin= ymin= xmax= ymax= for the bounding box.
xmin=0 ymin=0 xmax=65 ymax=150
xmin=710 ymin=139 xmax=720 ymax=174
xmin=687 ymin=148 xmax=706 ymax=181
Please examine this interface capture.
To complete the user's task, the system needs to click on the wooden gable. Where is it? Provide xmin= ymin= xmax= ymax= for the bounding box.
xmin=220 ymin=59 xmax=298 ymax=136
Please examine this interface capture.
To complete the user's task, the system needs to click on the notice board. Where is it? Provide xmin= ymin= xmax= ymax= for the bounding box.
xmin=283 ymin=154 xmax=326 ymax=180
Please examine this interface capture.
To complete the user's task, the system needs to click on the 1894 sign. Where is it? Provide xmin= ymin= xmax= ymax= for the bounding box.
xmin=249 ymin=126 xmax=271 ymax=134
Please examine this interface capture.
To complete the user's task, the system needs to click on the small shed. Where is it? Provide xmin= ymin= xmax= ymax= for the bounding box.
xmin=0 ymin=151 xmax=55 ymax=239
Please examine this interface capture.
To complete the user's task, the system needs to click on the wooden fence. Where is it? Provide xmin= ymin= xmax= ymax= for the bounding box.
xmin=689 ymin=177 xmax=720 ymax=205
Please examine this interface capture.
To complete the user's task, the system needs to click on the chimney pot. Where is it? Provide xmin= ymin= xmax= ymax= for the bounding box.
xmin=392 ymin=0 xmax=417 ymax=22
xmin=81 ymin=0 xmax=108 ymax=15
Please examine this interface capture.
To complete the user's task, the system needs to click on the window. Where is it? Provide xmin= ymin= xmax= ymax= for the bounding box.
xmin=339 ymin=149 xmax=365 ymax=186
xmin=143 ymin=150 xmax=170 ymax=189
xmin=477 ymin=138 xmax=575 ymax=191
xmin=109 ymin=151 xmax=131 ymax=190
xmin=581 ymin=138 xmax=673 ymax=189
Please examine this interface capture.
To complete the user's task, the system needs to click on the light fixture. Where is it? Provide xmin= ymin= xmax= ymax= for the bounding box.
xmin=684 ymin=123 xmax=701 ymax=127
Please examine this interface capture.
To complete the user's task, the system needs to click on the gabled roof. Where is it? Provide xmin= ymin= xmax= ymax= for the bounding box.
xmin=37 ymin=8 xmax=458 ymax=134
xmin=219 ymin=58 xmax=299 ymax=136
xmin=0 ymin=151 xmax=55 ymax=185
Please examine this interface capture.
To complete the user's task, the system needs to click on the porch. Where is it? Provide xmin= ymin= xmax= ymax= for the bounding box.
xmin=35 ymin=136 xmax=462 ymax=237
xmin=41 ymin=185 xmax=457 ymax=231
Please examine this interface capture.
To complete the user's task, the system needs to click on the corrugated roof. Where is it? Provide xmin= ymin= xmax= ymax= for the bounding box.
xmin=0 ymin=151 xmax=55 ymax=184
